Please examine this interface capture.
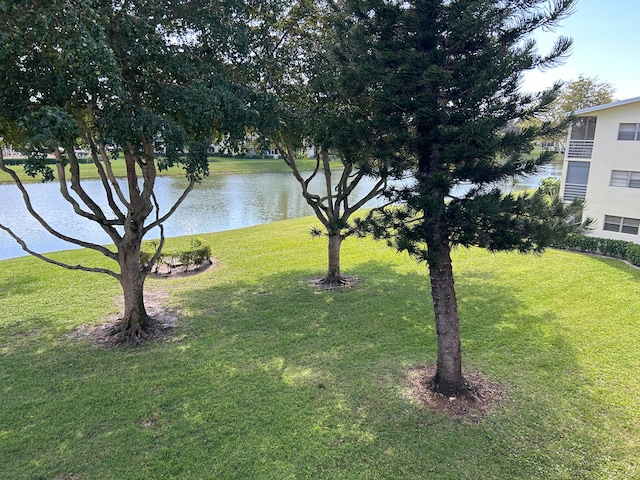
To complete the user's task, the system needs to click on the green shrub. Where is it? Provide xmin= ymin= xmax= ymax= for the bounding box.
xmin=539 ymin=176 xmax=561 ymax=200
xmin=140 ymin=241 xmax=160 ymax=266
xmin=555 ymin=234 xmax=640 ymax=267
xmin=140 ymin=238 xmax=211 ymax=272
xmin=626 ymin=243 xmax=640 ymax=266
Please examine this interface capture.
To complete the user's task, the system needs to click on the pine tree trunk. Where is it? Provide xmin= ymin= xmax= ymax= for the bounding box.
xmin=321 ymin=233 xmax=346 ymax=286
xmin=112 ymin=243 xmax=151 ymax=345
xmin=426 ymin=234 xmax=467 ymax=396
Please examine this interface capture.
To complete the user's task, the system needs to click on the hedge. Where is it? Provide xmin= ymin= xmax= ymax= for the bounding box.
xmin=554 ymin=234 xmax=640 ymax=267
xmin=141 ymin=238 xmax=212 ymax=272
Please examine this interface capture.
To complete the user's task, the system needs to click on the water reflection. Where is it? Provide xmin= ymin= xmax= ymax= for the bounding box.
xmin=0 ymin=162 xmax=561 ymax=260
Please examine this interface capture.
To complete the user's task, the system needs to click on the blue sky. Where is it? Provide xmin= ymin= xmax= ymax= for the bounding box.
xmin=521 ymin=0 xmax=640 ymax=100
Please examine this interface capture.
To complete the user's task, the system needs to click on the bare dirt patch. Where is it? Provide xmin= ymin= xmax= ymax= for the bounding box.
xmin=404 ymin=365 xmax=506 ymax=422
xmin=68 ymin=290 xmax=179 ymax=347
xmin=69 ymin=260 xmax=215 ymax=346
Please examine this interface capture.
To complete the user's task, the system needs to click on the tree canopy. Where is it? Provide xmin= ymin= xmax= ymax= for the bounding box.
xmin=521 ymin=75 xmax=616 ymax=150
xmin=555 ymin=75 xmax=616 ymax=114
xmin=248 ymin=0 xmax=409 ymax=286
xmin=321 ymin=0 xmax=586 ymax=395
xmin=0 ymin=0 xmax=248 ymax=344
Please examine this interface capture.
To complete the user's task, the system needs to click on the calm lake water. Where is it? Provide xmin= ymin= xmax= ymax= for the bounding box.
xmin=0 ymin=163 xmax=562 ymax=261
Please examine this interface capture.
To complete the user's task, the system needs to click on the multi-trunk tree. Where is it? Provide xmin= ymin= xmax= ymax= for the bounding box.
xmin=248 ymin=0 xmax=408 ymax=286
xmin=0 ymin=0 xmax=246 ymax=344
xmin=321 ymin=0 xmax=587 ymax=395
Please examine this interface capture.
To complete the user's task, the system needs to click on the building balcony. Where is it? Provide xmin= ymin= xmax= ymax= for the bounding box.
xmin=567 ymin=140 xmax=594 ymax=159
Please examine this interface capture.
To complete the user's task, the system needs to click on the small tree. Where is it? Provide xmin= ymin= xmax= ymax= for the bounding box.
xmin=539 ymin=176 xmax=561 ymax=201
xmin=319 ymin=0 xmax=590 ymax=395
xmin=0 ymin=1 xmax=246 ymax=344
xmin=249 ymin=0 xmax=408 ymax=286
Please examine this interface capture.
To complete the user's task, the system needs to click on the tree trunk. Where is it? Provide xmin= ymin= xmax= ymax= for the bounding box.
xmin=112 ymin=243 xmax=152 ymax=345
xmin=426 ymin=235 xmax=467 ymax=396
xmin=321 ymin=233 xmax=346 ymax=286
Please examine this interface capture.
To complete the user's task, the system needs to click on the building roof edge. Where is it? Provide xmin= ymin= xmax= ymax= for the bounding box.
xmin=569 ymin=96 xmax=640 ymax=115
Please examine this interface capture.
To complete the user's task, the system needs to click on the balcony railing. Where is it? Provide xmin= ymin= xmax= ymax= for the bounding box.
xmin=563 ymin=183 xmax=587 ymax=201
xmin=567 ymin=140 xmax=594 ymax=159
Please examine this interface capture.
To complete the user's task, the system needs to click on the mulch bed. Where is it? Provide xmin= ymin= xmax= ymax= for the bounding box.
xmin=404 ymin=365 xmax=507 ymax=422
xmin=149 ymin=258 xmax=216 ymax=278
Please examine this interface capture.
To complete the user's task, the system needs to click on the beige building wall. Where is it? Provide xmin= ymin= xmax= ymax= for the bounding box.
xmin=562 ymin=100 xmax=640 ymax=243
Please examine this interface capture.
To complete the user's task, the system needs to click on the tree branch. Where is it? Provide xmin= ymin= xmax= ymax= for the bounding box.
xmin=275 ymin=139 xmax=329 ymax=225
xmin=145 ymin=192 xmax=166 ymax=274
xmin=275 ymin=139 xmax=322 ymax=203
xmin=343 ymin=177 xmax=386 ymax=217
xmin=65 ymin=147 xmax=121 ymax=227
xmin=143 ymin=179 xmax=196 ymax=234
xmin=80 ymin=110 xmax=126 ymax=222
xmin=0 ymin=157 xmax=118 ymax=259
xmin=53 ymin=150 xmax=121 ymax=227
xmin=320 ymin=148 xmax=335 ymax=217
xmin=0 ymin=223 xmax=120 ymax=279
xmin=99 ymin=144 xmax=130 ymax=207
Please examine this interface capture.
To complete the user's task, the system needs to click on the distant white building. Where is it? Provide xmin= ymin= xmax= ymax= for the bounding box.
xmin=1 ymin=148 xmax=21 ymax=158
xmin=208 ymin=135 xmax=316 ymax=159
xmin=561 ymin=96 xmax=640 ymax=243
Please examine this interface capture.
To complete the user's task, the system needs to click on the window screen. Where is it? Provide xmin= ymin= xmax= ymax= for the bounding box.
xmin=618 ymin=123 xmax=640 ymax=141
xmin=603 ymin=215 xmax=640 ymax=234
xmin=609 ymin=170 xmax=640 ymax=188
xmin=566 ymin=161 xmax=590 ymax=185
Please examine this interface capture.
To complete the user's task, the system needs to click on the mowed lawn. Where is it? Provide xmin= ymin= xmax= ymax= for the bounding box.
xmin=0 ymin=156 xmax=340 ymax=185
xmin=0 ymin=216 xmax=638 ymax=479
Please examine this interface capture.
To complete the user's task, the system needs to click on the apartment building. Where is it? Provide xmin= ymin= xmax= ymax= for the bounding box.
xmin=561 ymin=96 xmax=640 ymax=243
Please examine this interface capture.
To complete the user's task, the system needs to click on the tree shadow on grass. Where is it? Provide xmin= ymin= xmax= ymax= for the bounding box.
xmin=154 ymin=260 xmax=626 ymax=479
xmin=0 ymin=274 xmax=43 ymax=297
xmin=1 ymin=259 xmax=633 ymax=479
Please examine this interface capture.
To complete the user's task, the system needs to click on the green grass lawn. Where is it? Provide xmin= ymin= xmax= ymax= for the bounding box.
xmin=0 ymin=156 xmax=338 ymax=184
xmin=0 ymin=217 xmax=638 ymax=479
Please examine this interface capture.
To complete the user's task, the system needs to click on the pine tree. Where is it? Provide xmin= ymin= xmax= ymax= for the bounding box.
xmin=324 ymin=0 xmax=584 ymax=395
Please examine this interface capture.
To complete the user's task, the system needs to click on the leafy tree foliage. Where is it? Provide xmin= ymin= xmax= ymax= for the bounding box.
xmin=550 ymin=75 xmax=615 ymax=150
xmin=0 ymin=0 xmax=247 ymax=344
xmin=555 ymin=75 xmax=616 ymax=113
xmin=247 ymin=0 xmax=409 ymax=286
xmin=523 ymin=75 xmax=616 ymax=150
xmin=317 ymin=0 xmax=588 ymax=395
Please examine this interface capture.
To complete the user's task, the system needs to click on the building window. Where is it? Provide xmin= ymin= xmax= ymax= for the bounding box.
xmin=603 ymin=215 xmax=640 ymax=235
xmin=563 ymin=161 xmax=590 ymax=201
xmin=571 ymin=117 xmax=598 ymax=141
xmin=610 ymin=170 xmax=640 ymax=188
xmin=617 ymin=123 xmax=640 ymax=141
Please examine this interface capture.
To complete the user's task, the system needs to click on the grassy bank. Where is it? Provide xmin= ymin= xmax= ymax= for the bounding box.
xmin=0 ymin=217 xmax=638 ymax=479
xmin=0 ymin=156 xmax=337 ymax=184
xmin=0 ymin=151 xmax=556 ymax=185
